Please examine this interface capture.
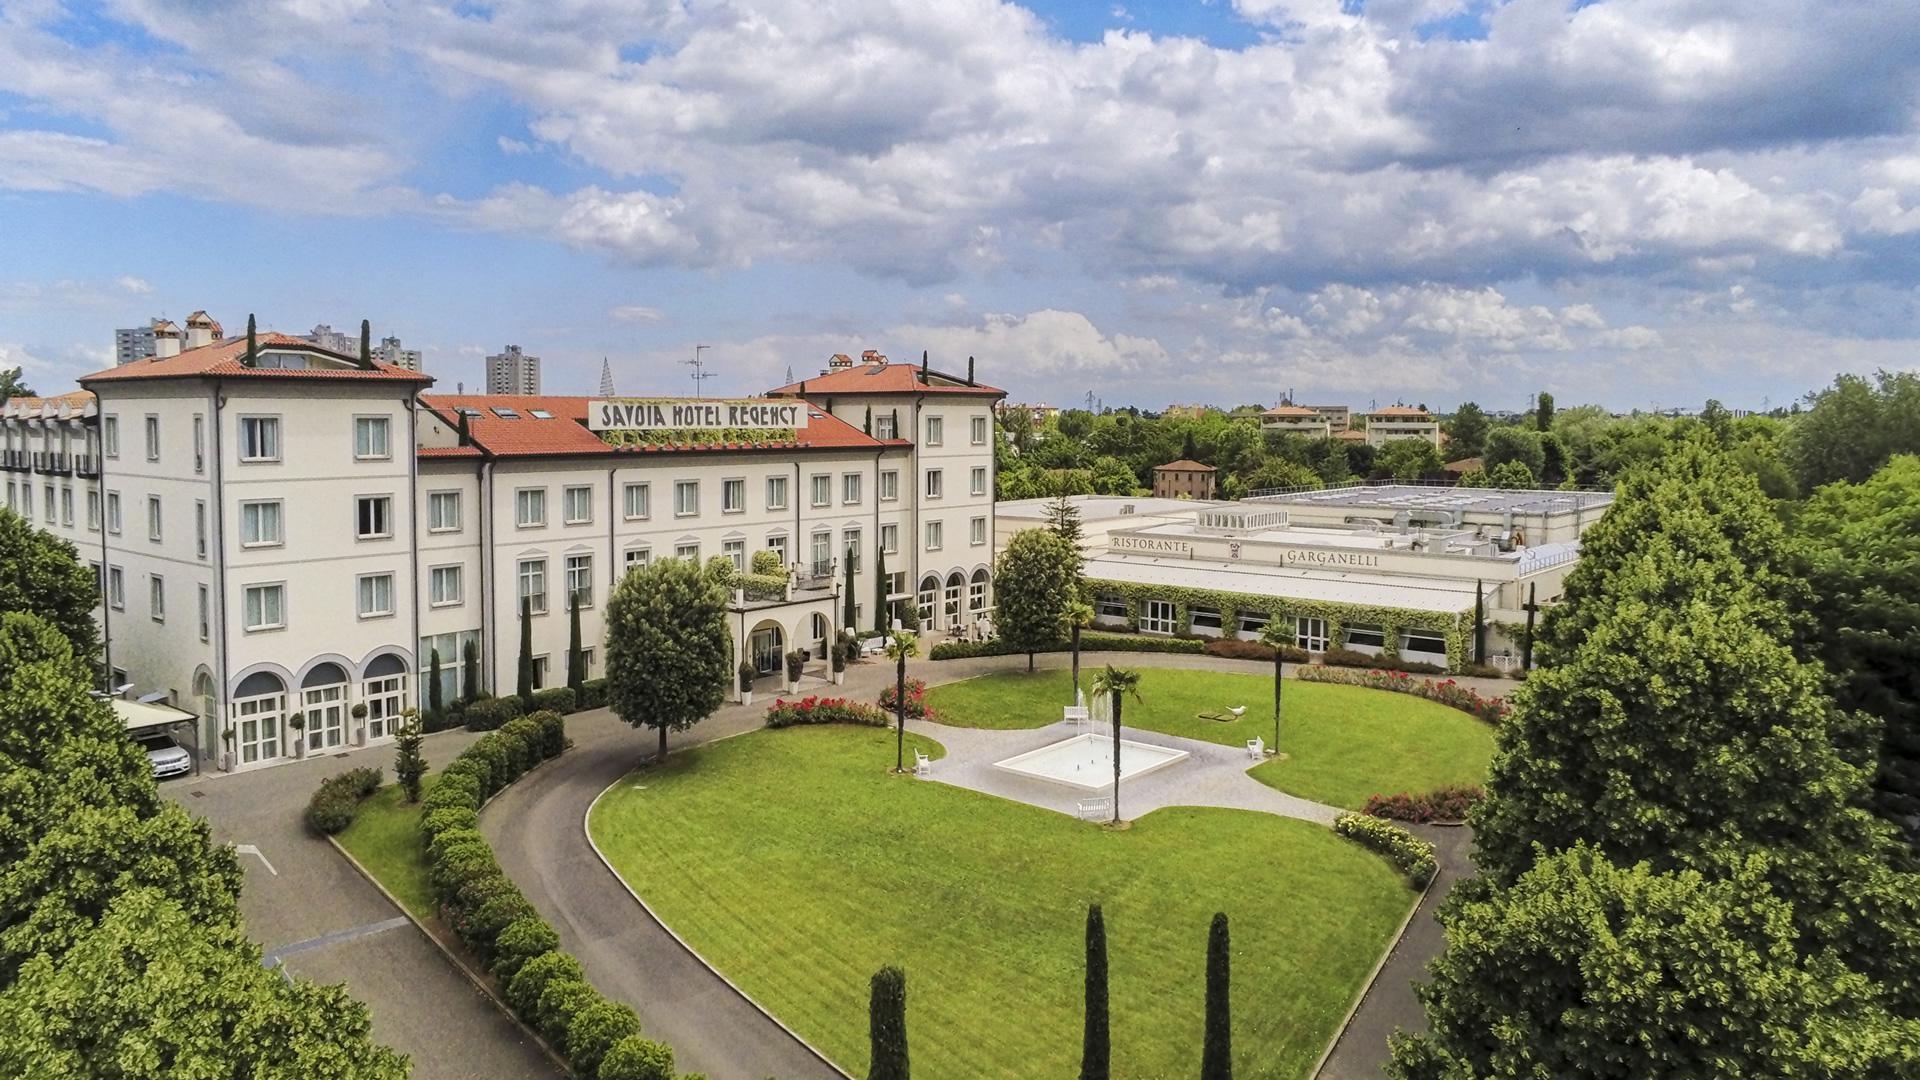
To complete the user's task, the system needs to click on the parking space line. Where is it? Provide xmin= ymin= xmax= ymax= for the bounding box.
xmin=262 ymin=915 xmax=413 ymax=968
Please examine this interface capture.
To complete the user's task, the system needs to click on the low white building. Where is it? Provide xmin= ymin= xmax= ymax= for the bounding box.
xmin=1362 ymin=406 xmax=1442 ymax=448
xmin=3 ymin=322 xmax=1003 ymax=773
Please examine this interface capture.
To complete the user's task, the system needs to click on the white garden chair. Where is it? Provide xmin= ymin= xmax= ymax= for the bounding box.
xmin=1246 ymin=737 xmax=1265 ymax=759
xmin=913 ymin=750 xmax=932 ymax=776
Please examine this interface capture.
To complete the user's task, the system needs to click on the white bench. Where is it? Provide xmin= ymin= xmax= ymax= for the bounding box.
xmin=913 ymin=750 xmax=932 ymax=776
xmin=1246 ymin=737 xmax=1265 ymax=759
xmin=860 ymin=635 xmax=886 ymax=657
xmin=1063 ymin=705 xmax=1089 ymax=731
xmin=1076 ymin=797 xmax=1111 ymax=821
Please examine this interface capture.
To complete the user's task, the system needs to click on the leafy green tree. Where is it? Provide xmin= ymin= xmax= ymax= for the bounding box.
xmin=1455 ymin=468 xmax=1491 ymax=488
xmin=605 ymin=557 xmax=731 ymax=761
xmin=1486 ymin=460 xmax=1536 ymax=487
xmin=1533 ymin=390 xmax=1554 ymax=431
xmin=1201 ymin=912 xmax=1232 ymax=1080
xmin=567 ymin=591 xmax=585 ymax=697
xmin=1786 ymin=370 xmax=1920 ymax=489
xmin=995 ymin=529 xmax=1081 ymax=672
xmin=868 ymin=965 xmax=909 ymax=1080
xmin=1795 ymin=455 xmax=1920 ymax=851
xmin=1390 ymin=847 xmax=1919 ymax=1079
xmin=516 ymin=596 xmax=535 ymax=709
xmin=1483 ymin=427 xmax=1544 ymax=476
xmin=1538 ymin=431 xmax=1570 ymax=485
xmin=1444 ymin=402 xmax=1489 ymax=460
xmin=1058 ymin=409 xmax=1095 ymax=440
xmin=1244 ymin=459 xmax=1320 ymax=492
xmin=0 ymin=365 xmax=31 ymax=403
xmin=0 ymin=508 xmax=102 ymax=665
xmin=0 ymin=888 xmax=409 ymax=1078
xmin=1088 ymin=455 xmax=1137 ymax=495
xmin=885 ymin=630 xmax=919 ymax=772
xmin=1376 ymin=438 xmax=1442 ymax=481
xmin=1080 ymin=903 xmax=1109 ymax=1080
xmin=393 ymin=718 xmax=426 ymax=802
xmin=1091 ymin=666 xmax=1141 ymax=823
xmin=1311 ymin=437 xmax=1352 ymax=484
xmin=1044 ymin=486 xmax=1085 ymax=558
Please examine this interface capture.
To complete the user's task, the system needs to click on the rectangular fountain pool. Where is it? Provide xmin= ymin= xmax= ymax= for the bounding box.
xmin=992 ymin=734 xmax=1191 ymax=792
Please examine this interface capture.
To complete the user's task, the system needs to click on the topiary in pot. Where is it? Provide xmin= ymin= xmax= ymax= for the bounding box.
xmin=785 ymin=649 xmax=805 ymax=684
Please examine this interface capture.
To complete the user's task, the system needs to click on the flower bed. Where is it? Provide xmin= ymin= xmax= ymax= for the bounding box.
xmin=1296 ymin=665 xmax=1508 ymax=724
xmin=1361 ymin=785 xmax=1484 ymax=824
xmin=1333 ymin=813 xmax=1437 ymax=887
xmin=877 ymin=677 xmax=936 ymax=720
xmin=763 ymin=695 xmax=891 ymax=729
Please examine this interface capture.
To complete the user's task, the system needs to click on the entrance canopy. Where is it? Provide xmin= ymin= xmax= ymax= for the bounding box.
xmin=110 ymin=697 xmax=197 ymax=733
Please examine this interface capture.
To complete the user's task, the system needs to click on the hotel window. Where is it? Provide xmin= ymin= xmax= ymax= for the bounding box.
xmin=924 ymin=520 xmax=942 ymax=551
xmin=515 ymin=488 xmax=547 ymax=527
xmin=674 ymin=480 xmax=698 ymax=517
xmin=880 ymin=524 xmax=898 ymax=555
xmin=1345 ymin=625 xmax=1386 ymax=649
xmin=925 ymin=416 xmax=943 ymax=446
xmin=193 ymin=415 xmax=205 ymax=473
xmin=843 ymin=529 xmax=861 ymax=572
xmin=580 ymin=648 xmax=596 ymax=677
xmin=239 ymin=416 xmax=280 ymax=462
xmin=241 ymin=500 xmax=283 ymax=547
xmin=722 ymin=478 xmax=746 ymax=513
xmin=970 ymin=466 xmax=987 ymax=497
xmin=970 ymin=516 xmax=987 ymax=546
xmin=810 ymin=473 xmax=831 ymax=507
xmin=724 ymin=539 xmax=746 ymax=572
xmin=356 ymin=495 xmax=393 ymax=539
xmin=1237 ymin=611 xmax=1270 ymax=635
xmin=106 ymin=492 xmax=121 ymax=535
xmin=623 ymin=482 xmax=651 ymax=520
xmin=842 ymin=472 xmax=862 ymax=505
xmin=103 ymin=416 xmax=119 ymax=458
xmin=765 ymin=476 xmax=788 ymax=510
xmin=565 ymin=554 xmax=594 ymax=607
xmin=532 ymin=656 xmax=550 ymax=690
xmin=766 ymin=534 xmax=788 ymax=562
xmin=5 ymin=481 xmax=13 ymax=512
xmin=86 ymin=490 xmax=100 ymax=531
xmin=879 ymin=470 xmax=899 ymax=501
xmin=42 ymin=485 xmax=53 ymax=523
xmin=149 ymin=575 xmax=165 ymax=623
xmin=675 ymin=542 xmax=700 ymax=563
xmin=624 ymin=547 xmax=651 ymax=572
xmin=1141 ymin=600 xmax=1177 ymax=635
xmin=194 ymin=500 xmax=206 ymax=558
xmin=563 ymin=485 xmax=593 ymax=524
xmin=243 ymin=583 xmax=285 ymax=631
xmin=1096 ymin=595 xmax=1128 ymax=619
xmin=876 ymin=413 xmax=897 ymax=439
xmin=1190 ymin=606 xmax=1223 ymax=631
xmin=429 ymin=565 xmax=463 ymax=607
xmin=925 ymin=469 xmax=943 ymax=499
xmin=107 ymin=567 xmax=125 ymax=610
xmin=428 ymin=491 xmax=461 ymax=532
xmin=60 ymin=486 xmax=73 ymax=526
xmin=1294 ymin=616 xmax=1329 ymax=653
xmin=357 ymin=573 xmax=395 ymax=619
xmin=354 ymin=416 xmax=391 ymax=460
xmin=144 ymin=415 xmax=160 ymax=461
xmin=811 ymin=531 xmax=832 ymax=576
xmin=971 ymin=415 xmax=988 ymax=445
xmin=147 ymin=495 xmax=162 ymax=542
xmin=198 ymin=585 xmax=210 ymax=641
xmin=1399 ymin=629 xmax=1448 ymax=656
xmin=517 ymin=559 xmax=548 ymax=615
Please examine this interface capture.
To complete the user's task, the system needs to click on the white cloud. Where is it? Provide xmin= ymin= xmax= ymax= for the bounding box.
xmin=115 ymin=276 xmax=153 ymax=295
xmin=609 ymin=305 xmax=666 ymax=323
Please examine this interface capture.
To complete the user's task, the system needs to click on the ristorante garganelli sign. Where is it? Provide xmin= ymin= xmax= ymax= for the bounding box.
xmin=587 ymin=399 xmax=810 ymax=432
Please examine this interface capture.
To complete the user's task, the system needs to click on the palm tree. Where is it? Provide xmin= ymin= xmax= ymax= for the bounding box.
xmin=1090 ymin=665 xmax=1142 ymax=824
xmin=1062 ymin=599 xmax=1095 ymax=703
xmin=886 ymin=629 xmax=920 ymax=771
xmin=1258 ymin=620 xmax=1291 ymax=755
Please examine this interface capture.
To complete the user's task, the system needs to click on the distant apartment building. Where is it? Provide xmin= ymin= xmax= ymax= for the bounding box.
xmin=1363 ymin=406 xmax=1442 ymax=448
xmin=114 ymin=318 xmax=163 ymax=366
xmin=1152 ymin=459 xmax=1217 ymax=499
xmin=1259 ymin=405 xmax=1332 ymax=438
xmin=1307 ymin=404 xmax=1351 ymax=431
xmin=1000 ymin=402 xmax=1059 ymax=426
xmin=305 ymin=325 xmax=422 ymax=372
xmin=486 ymin=345 xmax=541 ymax=395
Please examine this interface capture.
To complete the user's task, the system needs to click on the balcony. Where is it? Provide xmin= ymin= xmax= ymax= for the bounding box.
xmin=0 ymin=449 xmax=27 ymax=472
xmin=73 ymin=454 xmax=99 ymax=478
xmin=31 ymin=452 xmax=72 ymax=476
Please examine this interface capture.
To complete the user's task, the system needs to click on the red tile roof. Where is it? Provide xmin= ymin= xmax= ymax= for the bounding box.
xmin=1155 ymin=459 xmax=1216 ymax=471
xmin=416 ymin=445 xmax=485 ymax=459
xmin=419 ymin=395 xmax=896 ymax=459
xmin=1367 ymin=405 xmax=1432 ymax=418
xmin=80 ymin=334 xmax=432 ymax=385
xmin=4 ymin=389 xmax=96 ymax=410
xmin=766 ymin=360 xmax=1005 ymax=398
xmin=1335 ymin=428 xmax=1370 ymax=441
xmin=1261 ymin=405 xmax=1320 ymax=418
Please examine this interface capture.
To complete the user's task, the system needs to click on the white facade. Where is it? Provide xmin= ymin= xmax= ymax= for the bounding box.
xmin=1363 ymin=408 xmax=1442 ymax=448
xmin=486 ymin=345 xmax=541 ymax=395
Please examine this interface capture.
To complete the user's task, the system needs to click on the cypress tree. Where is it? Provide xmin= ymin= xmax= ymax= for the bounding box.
xmin=243 ymin=314 xmax=257 ymax=367
xmin=1472 ymin=580 xmax=1485 ymax=663
xmin=844 ymin=547 xmax=858 ymax=628
xmin=428 ymin=648 xmax=444 ymax=716
xmin=1201 ymin=912 xmax=1231 ymax=1080
xmin=1080 ymin=904 xmax=1109 ymax=1080
xmin=567 ymin=590 xmax=585 ymax=696
xmin=461 ymin=637 xmax=480 ymax=704
xmin=358 ymin=318 xmax=372 ymax=367
xmin=868 ymin=965 xmax=909 ymax=1080
xmin=864 ymin=405 xmax=873 ymax=435
xmin=516 ymin=595 xmax=535 ymax=709
xmin=874 ymin=547 xmax=890 ymax=633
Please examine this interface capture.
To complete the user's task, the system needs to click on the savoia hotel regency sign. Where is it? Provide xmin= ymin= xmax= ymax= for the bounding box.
xmin=588 ymin=399 xmax=810 ymax=432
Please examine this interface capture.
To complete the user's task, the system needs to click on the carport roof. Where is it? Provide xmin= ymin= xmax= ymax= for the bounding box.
xmin=111 ymin=697 xmax=196 ymax=731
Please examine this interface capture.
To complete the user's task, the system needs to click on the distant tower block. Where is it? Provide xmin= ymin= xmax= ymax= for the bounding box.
xmin=599 ymin=357 xmax=616 ymax=397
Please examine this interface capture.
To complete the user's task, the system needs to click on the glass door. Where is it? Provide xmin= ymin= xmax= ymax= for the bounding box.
xmin=362 ymin=674 xmax=406 ymax=740
xmin=235 ymin=695 xmax=282 ymax=765
xmin=303 ymin=684 xmax=346 ymax=751
xmin=1294 ymin=616 xmax=1329 ymax=653
xmin=751 ymin=627 xmax=783 ymax=675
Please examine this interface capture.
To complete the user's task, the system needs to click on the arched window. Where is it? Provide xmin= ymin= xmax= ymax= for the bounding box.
xmin=230 ymin=671 xmax=286 ymax=765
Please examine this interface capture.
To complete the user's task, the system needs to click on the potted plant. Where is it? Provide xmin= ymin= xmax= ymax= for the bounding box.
xmin=831 ymin=638 xmax=848 ymax=685
xmin=219 ymin=727 xmax=236 ymax=771
xmin=738 ymin=661 xmax=756 ymax=707
xmin=350 ymin=702 xmax=369 ymax=745
xmin=287 ymin=711 xmax=306 ymax=758
xmin=784 ymin=649 xmax=806 ymax=693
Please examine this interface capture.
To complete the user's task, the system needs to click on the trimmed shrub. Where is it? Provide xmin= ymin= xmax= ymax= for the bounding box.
xmin=427 ymin=826 xmax=487 ymax=863
xmin=304 ymin=766 xmax=385 ymax=835
xmin=877 ymin=677 xmax=934 ymax=720
xmin=421 ymin=806 xmax=480 ymax=840
xmin=928 ymin=631 xmax=1205 ymax=661
xmin=566 ymin=999 xmax=644 ymax=1078
xmin=491 ymin=916 xmax=561 ymax=983
xmin=537 ymin=978 xmax=601 ymax=1048
xmin=1296 ymin=665 xmax=1509 ymax=724
xmin=532 ymin=686 xmax=577 ymax=715
xmin=467 ymin=893 xmax=538 ymax=956
xmin=465 ymin=736 xmax=513 ymax=797
xmin=1201 ymin=637 xmax=1311 ymax=663
xmin=597 ymin=1036 xmax=675 ymax=1080
xmin=1362 ymin=785 xmax=1484 ymax=824
xmin=579 ymin=677 xmax=609 ymax=710
xmin=454 ymin=873 xmax=520 ymax=915
xmin=464 ymin=695 xmax=524 ymax=731
xmin=501 ymin=715 xmax=545 ymax=757
xmin=532 ymin=710 xmax=567 ymax=759
xmin=763 ymin=695 xmax=890 ymax=729
xmin=430 ymin=843 xmax=500 ymax=898
xmin=421 ymin=774 xmax=480 ymax=816
xmin=507 ymin=950 xmax=586 ymax=1019
xmin=1334 ymin=813 xmax=1437 ymax=887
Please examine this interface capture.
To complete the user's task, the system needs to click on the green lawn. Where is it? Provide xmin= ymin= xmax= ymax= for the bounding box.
xmin=590 ymin=725 xmax=1414 ymax=1080
xmin=924 ymin=668 xmax=1495 ymax=809
xmin=336 ymin=775 xmax=438 ymax=919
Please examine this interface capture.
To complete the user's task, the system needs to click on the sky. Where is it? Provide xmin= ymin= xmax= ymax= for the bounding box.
xmin=1 ymin=0 xmax=1917 ymax=413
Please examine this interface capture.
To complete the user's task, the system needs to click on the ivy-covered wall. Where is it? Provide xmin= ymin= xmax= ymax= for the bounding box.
xmin=599 ymin=427 xmax=799 ymax=449
xmin=1086 ymin=576 xmax=1470 ymax=671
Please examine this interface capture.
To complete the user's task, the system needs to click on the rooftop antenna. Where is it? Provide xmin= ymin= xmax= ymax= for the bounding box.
xmin=598 ymin=357 xmax=616 ymax=398
xmin=683 ymin=345 xmax=715 ymax=398
xmin=1085 ymin=390 xmax=1095 ymax=413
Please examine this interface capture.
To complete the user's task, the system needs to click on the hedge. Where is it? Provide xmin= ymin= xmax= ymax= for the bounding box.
xmin=764 ymin=695 xmax=891 ymax=729
xmin=531 ymin=686 xmax=577 ymax=715
xmin=413 ymin=708 xmax=691 ymax=1078
xmin=1362 ymin=785 xmax=1484 ymax=824
xmin=579 ymin=677 xmax=610 ymax=710
xmin=1334 ymin=813 xmax=1437 ymax=887
xmin=1295 ymin=665 xmax=1510 ymax=724
xmin=305 ymin=766 xmax=384 ymax=835
xmin=929 ymin=632 xmax=1205 ymax=661
xmin=1200 ymin=638 xmax=1311 ymax=663
xmin=463 ymin=695 xmax=524 ymax=731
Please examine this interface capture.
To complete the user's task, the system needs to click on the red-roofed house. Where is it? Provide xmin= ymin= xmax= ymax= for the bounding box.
xmin=1363 ymin=406 xmax=1442 ymax=448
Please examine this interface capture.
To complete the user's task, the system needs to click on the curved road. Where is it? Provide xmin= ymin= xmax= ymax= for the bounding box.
xmin=482 ymin=651 xmax=1493 ymax=1079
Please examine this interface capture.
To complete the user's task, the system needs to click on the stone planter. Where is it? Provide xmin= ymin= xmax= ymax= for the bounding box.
xmin=832 ymin=670 xmax=846 ymax=686
xmin=740 ymin=689 xmax=754 ymax=708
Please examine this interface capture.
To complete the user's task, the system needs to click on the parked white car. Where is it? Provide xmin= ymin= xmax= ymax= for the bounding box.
xmin=133 ymin=730 xmax=193 ymax=780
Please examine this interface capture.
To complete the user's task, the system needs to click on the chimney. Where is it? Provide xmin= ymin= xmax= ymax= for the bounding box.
xmin=828 ymin=353 xmax=854 ymax=371
xmin=183 ymin=311 xmax=218 ymax=349
xmin=861 ymin=350 xmax=886 ymax=366
xmin=153 ymin=320 xmax=183 ymax=359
